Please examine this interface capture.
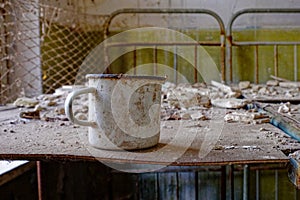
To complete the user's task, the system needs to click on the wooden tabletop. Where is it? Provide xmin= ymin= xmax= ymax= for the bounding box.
xmin=0 ymin=106 xmax=299 ymax=166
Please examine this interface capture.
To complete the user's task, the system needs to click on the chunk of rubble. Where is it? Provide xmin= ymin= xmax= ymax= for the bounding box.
xmin=180 ymin=113 xmax=192 ymax=120
xmin=251 ymin=85 xmax=261 ymax=92
xmin=19 ymin=110 xmax=40 ymax=119
xmin=167 ymin=113 xmax=181 ymax=120
xmin=190 ymin=112 xmax=210 ymax=121
xmin=279 ymin=82 xmax=300 ymax=88
xmin=266 ymin=80 xmax=279 ymax=86
xmin=75 ymin=113 xmax=87 ymax=121
xmin=224 ymin=111 xmax=269 ymax=124
xmin=55 ymin=107 xmax=65 ymax=115
xmin=211 ymin=98 xmax=251 ymax=109
xmin=258 ymin=87 xmax=270 ymax=95
xmin=211 ymin=80 xmax=241 ymax=98
xmin=13 ymin=97 xmax=39 ymax=108
xmin=166 ymin=91 xmax=210 ymax=109
xmin=162 ymin=81 xmax=176 ymax=93
xmin=239 ymin=81 xmax=251 ymax=90
xmin=278 ymin=102 xmax=291 ymax=113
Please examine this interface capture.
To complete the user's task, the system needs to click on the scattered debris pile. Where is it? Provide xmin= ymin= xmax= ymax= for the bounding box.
xmin=161 ymin=80 xmax=265 ymax=123
xmin=13 ymin=86 xmax=87 ymax=122
xmin=242 ymin=75 xmax=300 ymax=100
xmin=11 ymin=75 xmax=300 ymax=127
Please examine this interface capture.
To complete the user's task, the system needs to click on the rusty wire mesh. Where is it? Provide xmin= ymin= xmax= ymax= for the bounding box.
xmin=0 ymin=0 xmax=108 ymax=104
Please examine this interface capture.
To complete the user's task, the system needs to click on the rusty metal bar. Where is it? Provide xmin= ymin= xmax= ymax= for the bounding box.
xmin=194 ymin=45 xmax=198 ymax=82
xmin=103 ymin=8 xmax=226 ymax=83
xmin=254 ymin=45 xmax=259 ymax=84
xmin=233 ymin=41 xmax=300 ymax=46
xmin=105 ymin=41 xmax=221 ymax=47
xmin=36 ymin=161 xmax=42 ymax=200
xmin=228 ymin=8 xmax=300 ymax=37
xmin=274 ymin=45 xmax=278 ymax=77
xmin=220 ymin=34 xmax=226 ymax=82
xmin=174 ymin=46 xmax=178 ymax=84
xmin=294 ymin=45 xmax=298 ymax=81
xmin=104 ymin=8 xmax=225 ymax=39
xmin=154 ymin=46 xmax=158 ymax=75
xmin=227 ymin=35 xmax=233 ymax=82
xmin=133 ymin=46 xmax=137 ymax=75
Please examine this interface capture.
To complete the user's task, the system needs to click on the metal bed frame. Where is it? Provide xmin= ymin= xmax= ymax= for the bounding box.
xmin=227 ymin=8 xmax=300 ymax=83
xmin=103 ymin=8 xmax=226 ymax=83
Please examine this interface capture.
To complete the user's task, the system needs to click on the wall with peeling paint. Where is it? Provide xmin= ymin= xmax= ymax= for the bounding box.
xmin=41 ymin=0 xmax=300 ymax=27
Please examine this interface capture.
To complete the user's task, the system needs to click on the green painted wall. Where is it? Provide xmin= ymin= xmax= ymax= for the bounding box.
xmin=41 ymin=27 xmax=300 ymax=91
xmin=232 ymin=28 xmax=300 ymax=83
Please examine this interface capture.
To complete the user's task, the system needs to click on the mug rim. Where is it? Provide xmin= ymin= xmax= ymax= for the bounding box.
xmin=86 ymin=74 xmax=166 ymax=81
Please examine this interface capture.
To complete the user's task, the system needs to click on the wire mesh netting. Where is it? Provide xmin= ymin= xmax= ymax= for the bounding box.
xmin=0 ymin=0 xmax=108 ymax=104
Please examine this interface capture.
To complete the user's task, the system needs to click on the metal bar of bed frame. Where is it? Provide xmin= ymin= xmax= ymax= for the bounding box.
xmin=103 ymin=8 xmax=226 ymax=83
xmin=227 ymin=8 xmax=300 ymax=83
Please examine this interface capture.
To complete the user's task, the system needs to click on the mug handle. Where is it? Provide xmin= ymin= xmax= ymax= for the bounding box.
xmin=65 ymin=87 xmax=97 ymax=127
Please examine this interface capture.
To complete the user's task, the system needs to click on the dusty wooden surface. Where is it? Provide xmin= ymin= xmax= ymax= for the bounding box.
xmin=1 ymin=106 xmax=299 ymax=166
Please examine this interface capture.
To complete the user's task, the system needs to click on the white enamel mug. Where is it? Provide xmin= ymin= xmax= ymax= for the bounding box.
xmin=65 ymin=74 xmax=166 ymax=150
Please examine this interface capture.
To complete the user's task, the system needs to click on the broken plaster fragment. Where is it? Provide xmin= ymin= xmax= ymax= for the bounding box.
xmin=279 ymin=81 xmax=300 ymax=88
xmin=19 ymin=110 xmax=40 ymax=120
xmin=278 ymin=102 xmax=291 ymax=114
xmin=211 ymin=98 xmax=251 ymax=109
xmin=181 ymin=113 xmax=192 ymax=120
xmin=13 ymin=97 xmax=39 ymax=108
xmin=266 ymin=80 xmax=279 ymax=86
xmin=259 ymin=127 xmax=269 ymax=132
xmin=224 ymin=111 xmax=269 ymax=124
xmin=190 ymin=113 xmax=210 ymax=121
xmin=239 ymin=81 xmax=251 ymax=90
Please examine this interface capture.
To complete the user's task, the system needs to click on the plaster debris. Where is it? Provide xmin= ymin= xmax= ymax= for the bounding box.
xmin=19 ymin=110 xmax=40 ymax=120
xmin=242 ymin=145 xmax=260 ymax=150
xmin=181 ymin=113 xmax=192 ymax=120
xmin=266 ymin=80 xmax=279 ymax=86
xmin=211 ymin=80 xmax=241 ymax=98
xmin=239 ymin=81 xmax=251 ymax=90
xmin=258 ymin=87 xmax=270 ymax=95
xmin=34 ymin=104 xmax=44 ymax=111
xmin=13 ymin=97 xmax=39 ymax=108
xmin=74 ymin=113 xmax=87 ymax=121
xmin=224 ymin=111 xmax=269 ymax=124
xmin=55 ymin=107 xmax=65 ymax=115
xmin=289 ymin=150 xmax=300 ymax=160
xmin=190 ymin=112 xmax=209 ymax=121
xmin=279 ymin=81 xmax=300 ymax=88
xmin=278 ymin=102 xmax=291 ymax=114
xmin=259 ymin=128 xmax=269 ymax=132
xmin=211 ymin=98 xmax=250 ymax=109
xmin=46 ymin=101 xmax=57 ymax=107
